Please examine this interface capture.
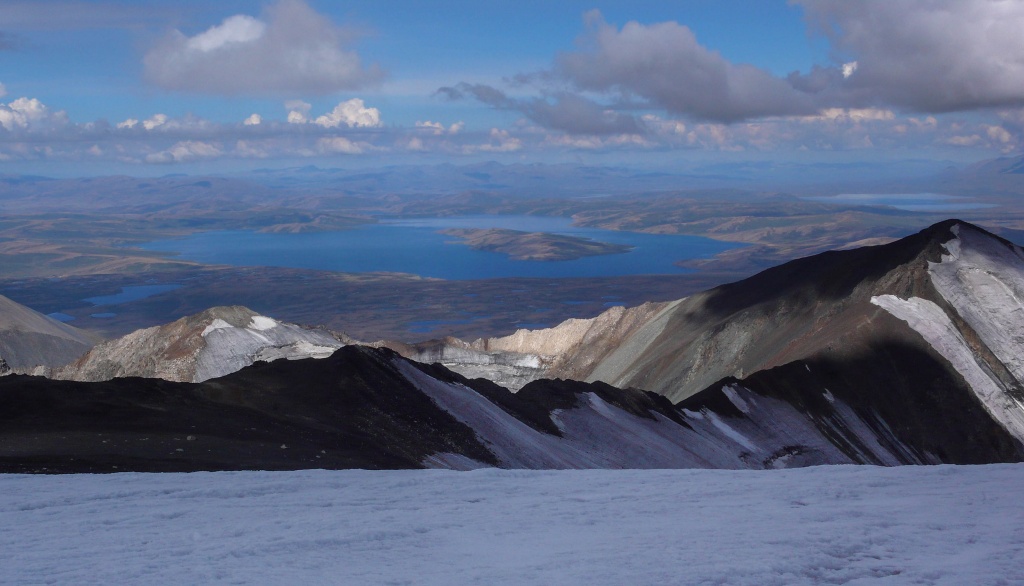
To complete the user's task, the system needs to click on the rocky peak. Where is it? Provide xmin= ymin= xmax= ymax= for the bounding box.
xmin=54 ymin=306 xmax=348 ymax=383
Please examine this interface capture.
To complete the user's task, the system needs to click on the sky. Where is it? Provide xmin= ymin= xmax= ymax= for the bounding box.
xmin=1 ymin=0 xmax=1023 ymax=175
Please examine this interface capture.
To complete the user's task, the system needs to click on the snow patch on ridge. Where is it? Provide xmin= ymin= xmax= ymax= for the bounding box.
xmin=871 ymin=294 xmax=1024 ymax=442
xmin=201 ymin=319 xmax=233 ymax=337
xmin=929 ymin=224 xmax=1024 ymax=386
xmin=723 ymin=384 xmax=751 ymax=414
xmin=249 ymin=316 xmax=277 ymax=331
xmin=195 ymin=320 xmax=343 ymax=382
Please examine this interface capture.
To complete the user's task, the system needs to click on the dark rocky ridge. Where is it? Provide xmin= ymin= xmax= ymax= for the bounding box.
xmin=2 ymin=342 xmax=1022 ymax=473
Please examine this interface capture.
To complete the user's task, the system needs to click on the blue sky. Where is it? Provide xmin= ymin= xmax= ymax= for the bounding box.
xmin=1 ymin=0 xmax=1022 ymax=175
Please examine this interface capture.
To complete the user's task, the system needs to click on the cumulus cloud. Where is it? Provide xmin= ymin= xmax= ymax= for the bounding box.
xmin=312 ymin=99 xmax=381 ymax=128
xmin=0 ymin=96 xmax=67 ymax=131
xmin=285 ymin=100 xmax=312 ymax=123
xmin=143 ymin=0 xmax=383 ymax=95
xmin=445 ymin=2 xmax=1024 ymax=135
xmin=145 ymin=140 xmax=222 ymax=163
xmin=794 ymin=0 xmax=1024 ymax=112
xmin=142 ymin=113 xmax=168 ymax=130
xmin=416 ymin=120 xmax=464 ymax=135
xmin=243 ymin=113 xmax=262 ymax=126
xmin=555 ymin=11 xmax=815 ymax=123
xmin=316 ymin=136 xmax=365 ymax=154
xmin=284 ymin=99 xmax=381 ymax=128
xmin=475 ymin=128 xmax=522 ymax=152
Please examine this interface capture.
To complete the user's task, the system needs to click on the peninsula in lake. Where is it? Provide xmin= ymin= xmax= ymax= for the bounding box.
xmin=440 ymin=228 xmax=634 ymax=261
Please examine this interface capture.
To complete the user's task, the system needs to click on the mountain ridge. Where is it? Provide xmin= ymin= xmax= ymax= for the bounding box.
xmin=6 ymin=218 xmax=1024 ymax=471
xmin=0 ymin=294 xmax=98 ymax=372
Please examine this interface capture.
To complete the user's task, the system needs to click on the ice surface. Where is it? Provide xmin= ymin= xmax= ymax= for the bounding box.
xmin=248 ymin=315 xmax=278 ymax=331
xmin=194 ymin=321 xmax=343 ymax=382
xmin=3 ymin=465 xmax=1023 ymax=585
xmin=929 ymin=225 xmax=1024 ymax=387
xmin=200 ymin=318 xmax=232 ymax=337
xmin=872 ymin=294 xmax=1024 ymax=442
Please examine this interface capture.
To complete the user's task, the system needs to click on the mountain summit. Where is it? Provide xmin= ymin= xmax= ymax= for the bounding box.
xmin=54 ymin=306 xmax=349 ymax=383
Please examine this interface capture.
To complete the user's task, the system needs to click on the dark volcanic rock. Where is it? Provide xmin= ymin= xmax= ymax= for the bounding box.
xmin=0 ymin=347 xmax=497 ymax=473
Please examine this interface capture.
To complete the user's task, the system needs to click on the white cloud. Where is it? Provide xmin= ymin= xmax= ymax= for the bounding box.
xmin=145 ymin=140 xmax=222 ymax=163
xmin=234 ymin=139 xmax=269 ymax=158
xmin=142 ymin=113 xmax=168 ymax=130
xmin=313 ymin=99 xmax=381 ymax=128
xmin=985 ymin=125 xmax=1013 ymax=144
xmin=404 ymin=136 xmax=425 ymax=151
xmin=116 ymin=118 xmax=139 ymax=129
xmin=0 ymin=96 xmax=66 ymax=131
xmin=186 ymin=15 xmax=266 ymax=53
xmin=944 ymin=134 xmax=983 ymax=147
xmin=474 ymin=128 xmax=522 ymax=152
xmin=285 ymin=100 xmax=311 ymax=123
xmin=545 ymin=133 xmax=650 ymax=149
xmin=316 ymin=136 xmax=364 ymax=154
xmin=641 ymin=114 xmax=686 ymax=136
xmin=416 ymin=120 xmax=464 ymax=135
xmin=801 ymin=108 xmax=896 ymax=123
xmin=143 ymin=0 xmax=383 ymax=95
xmin=841 ymin=61 xmax=858 ymax=79
xmin=243 ymin=113 xmax=262 ymax=126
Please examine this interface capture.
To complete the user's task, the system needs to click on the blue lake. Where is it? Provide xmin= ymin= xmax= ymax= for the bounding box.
xmin=84 ymin=284 xmax=182 ymax=306
xmin=140 ymin=215 xmax=744 ymax=280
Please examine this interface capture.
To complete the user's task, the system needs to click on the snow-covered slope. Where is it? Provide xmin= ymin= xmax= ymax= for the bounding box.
xmin=54 ymin=306 xmax=348 ymax=383
xmin=5 ymin=466 xmax=1024 ymax=585
xmin=0 ymin=294 xmax=97 ymax=372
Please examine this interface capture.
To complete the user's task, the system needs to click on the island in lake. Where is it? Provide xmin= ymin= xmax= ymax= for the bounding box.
xmin=440 ymin=228 xmax=634 ymax=261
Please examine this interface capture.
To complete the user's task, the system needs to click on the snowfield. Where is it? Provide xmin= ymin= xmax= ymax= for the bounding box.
xmin=3 ymin=465 xmax=1023 ymax=585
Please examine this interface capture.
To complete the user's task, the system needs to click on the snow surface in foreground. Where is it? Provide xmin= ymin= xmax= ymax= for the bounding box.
xmin=3 ymin=465 xmax=1023 ymax=585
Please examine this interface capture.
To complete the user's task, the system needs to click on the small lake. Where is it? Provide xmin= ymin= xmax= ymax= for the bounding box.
xmin=84 ymin=284 xmax=182 ymax=306
xmin=803 ymin=193 xmax=997 ymax=212
xmin=140 ymin=215 xmax=744 ymax=280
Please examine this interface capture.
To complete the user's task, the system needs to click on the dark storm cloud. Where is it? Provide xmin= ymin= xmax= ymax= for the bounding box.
xmin=793 ymin=0 xmax=1024 ymax=112
xmin=555 ymin=11 xmax=816 ymax=123
xmin=445 ymin=2 xmax=1024 ymax=133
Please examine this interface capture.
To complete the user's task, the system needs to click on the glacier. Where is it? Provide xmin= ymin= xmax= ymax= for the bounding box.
xmin=2 ymin=465 xmax=1023 ymax=585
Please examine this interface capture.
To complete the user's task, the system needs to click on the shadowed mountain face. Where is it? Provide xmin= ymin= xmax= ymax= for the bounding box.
xmin=1 ymin=343 xmax=1022 ymax=474
xmin=0 ymin=295 xmax=97 ymax=372
xmin=444 ymin=220 xmax=1024 ymax=407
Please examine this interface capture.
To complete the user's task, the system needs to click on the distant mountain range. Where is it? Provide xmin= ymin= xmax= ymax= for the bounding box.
xmin=2 ymin=219 xmax=1024 ymax=471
